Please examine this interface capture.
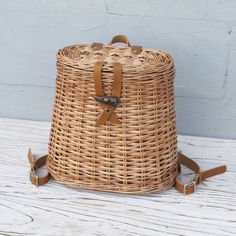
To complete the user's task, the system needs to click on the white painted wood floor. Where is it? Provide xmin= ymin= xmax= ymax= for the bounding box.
xmin=0 ymin=118 xmax=235 ymax=236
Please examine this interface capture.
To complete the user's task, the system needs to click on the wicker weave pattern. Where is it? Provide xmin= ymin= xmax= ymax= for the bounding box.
xmin=47 ymin=41 xmax=178 ymax=193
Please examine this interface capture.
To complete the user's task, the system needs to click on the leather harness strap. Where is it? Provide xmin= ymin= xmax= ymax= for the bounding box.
xmin=93 ymin=61 xmax=122 ymax=126
xmin=175 ymin=152 xmax=226 ymax=194
xmin=28 ymin=149 xmax=226 ymax=194
xmin=28 ymin=148 xmax=50 ymax=186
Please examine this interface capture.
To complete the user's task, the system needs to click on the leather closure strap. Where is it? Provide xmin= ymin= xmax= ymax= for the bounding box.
xmin=28 ymin=149 xmax=226 ymax=194
xmin=93 ymin=61 xmax=122 ymax=126
xmin=175 ymin=152 xmax=227 ymax=194
xmin=28 ymin=148 xmax=50 ymax=186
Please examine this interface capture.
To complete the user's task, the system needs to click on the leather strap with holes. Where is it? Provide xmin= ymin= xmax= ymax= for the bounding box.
xmin=27 ymin=149 xmax=226 ymax=194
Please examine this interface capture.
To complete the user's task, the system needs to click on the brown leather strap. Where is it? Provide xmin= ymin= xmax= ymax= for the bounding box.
xmin=91 ymin=42 xmax=103 ymax=50
xmin=175 ymin=152 xmax=227 ymax=194
xmin=91 ymin=35 xmax=142 ymax=54
xmin=109 ymin=35 xmax=143 ymax=54
xmin=28 ymin=149 xmax=226 ymax=193
xmin=93 ymin=61 xmax=105 ymax=96
xmin=109 ymin=35 xmax=131 ymax=47
xmin=28 ymin=148 xmax=50 ymax=186
xmin=93 ymin=62 xmax=122 ymax=126
xmin=131 ymin=45 xmax=143 ymax=54
xmin=112 ymin=63 xmax=122 ymax=97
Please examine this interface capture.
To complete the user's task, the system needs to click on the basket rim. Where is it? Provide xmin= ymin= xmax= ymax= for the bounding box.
xmin=57 ymin=43 xmax=175 ymax=74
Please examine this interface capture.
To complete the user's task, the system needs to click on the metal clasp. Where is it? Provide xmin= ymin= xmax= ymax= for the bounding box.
xmin=183 ymin=176 xmax=199 ymax=195
xmin=30 ymin=166 xmax=39 ymax=187
xmin=93 ymin=95 xmax=119 ymax=106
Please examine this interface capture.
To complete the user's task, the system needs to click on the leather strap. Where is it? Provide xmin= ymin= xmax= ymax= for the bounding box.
xmin=91 ymin=35 xmax=142 ymax=54
xmin=109 ymin=35 xmax=131 ymax=47
xmin=93 ymin=62 xmax=122 ymax=126
xmin=28 ymin=148 xmax=50 ymax=186
xmin=28 ymin=149 xmax=226 ymax=194
xmin=91 ymin=42 xmax=103 ymax=50
xmin=175 ymin=152 xmax=227 ymax=194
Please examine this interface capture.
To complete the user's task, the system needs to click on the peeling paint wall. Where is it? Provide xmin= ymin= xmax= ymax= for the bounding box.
xmin=0 ymin=0 xmax=236 ymax=139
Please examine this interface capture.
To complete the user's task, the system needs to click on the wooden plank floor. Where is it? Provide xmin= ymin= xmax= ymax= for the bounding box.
xmin=0 ymin=118 xmax=235 ymax=236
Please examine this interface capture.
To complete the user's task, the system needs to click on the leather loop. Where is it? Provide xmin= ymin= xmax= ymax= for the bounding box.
xmin=93 ymin=61 xmax=122 ymax=126
xmin=131 ymin=45 xmax=143 ymax=54
xmin=109 ymin=35 xmax=131 ymax=47
xmin=91 ymin=42 xmax=103 ymax=50
xmin=109 ymin=35 xmax=142 ymax=54
xmin=175 ymin=152 xmax=227 ymax=194
xmin=91 ymin=35 xmax=142 ymax=54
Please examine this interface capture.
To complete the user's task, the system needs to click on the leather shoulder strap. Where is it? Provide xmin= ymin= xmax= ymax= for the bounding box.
xmin=27 ymin=149 xmax=226 ymax=194
xmin=175 ymin=152 xmax=226 ymax=194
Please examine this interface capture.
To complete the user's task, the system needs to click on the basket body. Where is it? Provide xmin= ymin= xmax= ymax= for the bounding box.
xmin=47 ymin=41 xmax=178 ymax=193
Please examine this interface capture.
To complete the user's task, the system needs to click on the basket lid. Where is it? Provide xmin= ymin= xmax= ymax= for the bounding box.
xmin=57 ymin=35 xmax=174 ymax=74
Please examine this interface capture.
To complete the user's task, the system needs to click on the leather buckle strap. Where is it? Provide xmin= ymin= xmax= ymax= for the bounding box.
xmin=28 ymin=148 xmax=50 ymax=186
xmin=93 ymin=61 xmax=122 ymax=126
xmin=27 ymin=149 xmax=227 ymax=193
xmin=175 ymin=152 xmax=227 ymax=194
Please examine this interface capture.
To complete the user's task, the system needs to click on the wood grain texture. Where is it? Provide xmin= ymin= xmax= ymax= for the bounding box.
xmin=0 ymin=118 xmax=235 ymax=236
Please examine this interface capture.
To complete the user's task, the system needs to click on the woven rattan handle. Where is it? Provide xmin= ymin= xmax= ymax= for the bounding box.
xmin=109 ymin=35 xmax=131 ymax=47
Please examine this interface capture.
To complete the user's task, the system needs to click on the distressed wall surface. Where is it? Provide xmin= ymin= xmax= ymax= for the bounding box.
xmin=0 ymin=0 xmax=236 ymax=139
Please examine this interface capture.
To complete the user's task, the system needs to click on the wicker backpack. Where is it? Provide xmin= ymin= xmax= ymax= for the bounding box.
xmin=28 ymin=35 xmax=226 ymax=194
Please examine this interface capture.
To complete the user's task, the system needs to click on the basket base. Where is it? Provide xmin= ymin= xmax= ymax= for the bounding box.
xmin=48 ymin=168 xmax=178 ymax=195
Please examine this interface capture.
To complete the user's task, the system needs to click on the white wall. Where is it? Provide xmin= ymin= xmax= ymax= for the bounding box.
xmin=0 ymin=0 xmax=236 ymax=139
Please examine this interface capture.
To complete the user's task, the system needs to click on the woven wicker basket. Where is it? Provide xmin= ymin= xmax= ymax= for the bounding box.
xmin=47 ymin=35 xmax=178 ymax=194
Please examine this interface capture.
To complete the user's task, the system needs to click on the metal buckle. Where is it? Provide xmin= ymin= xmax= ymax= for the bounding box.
xmin=93 ymin=95 xmax=119 ymax=106
xmin=30 ymin=167 xmax=39 ymax=186
xmin=183 ymin=176 xmax=198 ymax=195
